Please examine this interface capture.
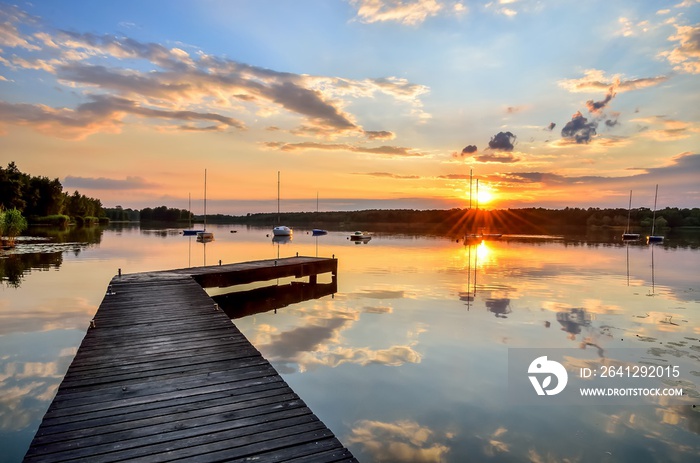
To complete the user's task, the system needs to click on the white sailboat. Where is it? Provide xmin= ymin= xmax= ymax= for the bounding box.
xmin=622 ymin=190 xmax=640 ymax=241
xmin=312 ymin=192 xmax=328 ymax=236
xmin=272 ymin=171 xmax=292 ymax=237
xmin=646 ymin=184 xmax=663 ymax=244
xmin=183 ymin=192 xmax=204 ymax=236
xmin=197 ymin=169 xmax=214 ymax=243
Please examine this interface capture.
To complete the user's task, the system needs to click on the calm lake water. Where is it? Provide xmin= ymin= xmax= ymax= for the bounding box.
xmin=1 ymin=224 xmax=699 ymax=462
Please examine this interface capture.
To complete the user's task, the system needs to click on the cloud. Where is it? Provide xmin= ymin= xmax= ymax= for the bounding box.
xmin=54 ymin=63 xmax=193 ymax=99
xmin=451 ymin=144 xmax=477 ymax=160
xmin=351 ymin=0 xmax=444 ymax=25
xmin=585 ymin=86 xmax=616 ymax=113
xmin=506 ymin=105 xmax=527 ymax=114
xmin=264 ymin=318 xmax=348 ymax=362
xmin=0 ymin=8 xmax=431 ymax=139
xmin=497 ymin=172 xmax=579 ymax=184
xmin=0 ymin=6 xmax=41 ymax=51
xmin=659 ymin=23 xmax=700 ymax=74
xmin=253 ymin=304 xmax=423 ymax=373
xmin=652 ymin=152 xmax=700 ymax=176
xmin=54 ymin=63 xmax=357 ymax=135
xmin=268 ymin=81 xmax=358 ymax=132
xmin=632 ymin=115 xmax=698 ymax=141
xmin=497 ymin=152 xmax=700 ymax=188
xmin=347 ymin=419 xmax=450 ymax=463
xmin=473 ymin=152 xmax=520 ymax=163
xmin=87 ymin=94 xmax=245 ymax=127
xmin=487 ymin=131 xmax=517 ymax=151
xmin=368 ymin=76 xmax=430 ymax=100
xmin=46 ymin=30 xmax=198 ymax=70
xmin=561 ymin=111 xmax=597 ymax=144
xmin=355 ymin=172 xmax=421 ymax=179
xmin=63 ymin=175 xmax=158 ymax=190
xmin=558 ymin=69 xmax=669 ymax=93
xmin=264 ymin=141 xmax=427 ymax=157
xmin=364 ymin=130 xmax=396 ymax=140
xmin=485 ymin=1 xmax=519 ymax=17
xmin=0 ymin=100 xmax=122 ymax=139
xmin=0 ymin=94 xmax=245 ymax=139
xmin=616 ymin=17 xmax=653 ymax=37
xmin=545 ymin=122 xmax=556 ymax=131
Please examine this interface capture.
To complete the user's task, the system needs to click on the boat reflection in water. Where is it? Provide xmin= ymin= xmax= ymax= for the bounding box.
xmin=486 ymin=298 xmax=511 ymax=318
xmin=272 ymin=235 xmax=292 ymax=245
xmin=556 ymin=308 xmax=592 ymax=339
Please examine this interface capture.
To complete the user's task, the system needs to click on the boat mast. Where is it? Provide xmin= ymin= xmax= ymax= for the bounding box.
xmin=651 ymin=184 xmax=658 ymax=235
xmin=625 ymin=190 xmax=632 ymax=234
xmin=203 ymin=169 xmax=207 ymax=232
xmin=476 ymin=178 xmax=479 ymax=211
xmin=469 ymin=168 xmax=473 ymax=210
xmin=277 ymin=171 xmax=281 ymax=224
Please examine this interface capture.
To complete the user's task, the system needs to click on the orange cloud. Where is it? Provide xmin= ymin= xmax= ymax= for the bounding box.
xmin=558 ymin=69 xmax=669 ymax=93
xmin=660 ymin=23 xmax=700 ymax=74
xmin=264 ymin=141 xmax=428 ymax=157
xmin=351 ymin=0 xmax=444 ymax=25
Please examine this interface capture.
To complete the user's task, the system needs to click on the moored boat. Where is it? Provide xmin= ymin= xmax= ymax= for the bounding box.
xmin=196 ymin=231 xmax=214 ymax=243
xmin=273 ymin=172 xmax=292 ymax=237
xmin=273 ymin=225 xmax=292 ymax=236
xmin=183 ymin=193 xmax=204 ymax=236
xmin=622 ymin=190 xmax=640 ymax=241
xmin=646 ymin=184 xmax=664 ymax=244
xmin=197 ymin=169 xmax=214 ymax=242
xmin=463 ymin=233 xmax=482 ymax=245
xmin=350 ymin=231 xmax=371 ymax=242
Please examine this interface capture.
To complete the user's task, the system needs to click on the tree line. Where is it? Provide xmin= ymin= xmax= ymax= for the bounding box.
xmin=3 ymin=162 xmax=698 ymax=234
xmin=222 ymin=206 xmax=700 ymax=234
xmin=0 ymin=162 xmax=105 ymax=225
xmin=107 ymin=205 xmax=700 ymax=234
xmin=103 ymin=205 xmax=191 ymax=223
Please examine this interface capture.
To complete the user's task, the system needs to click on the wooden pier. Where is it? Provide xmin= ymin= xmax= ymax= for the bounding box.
xmin=24 ymin=257 xmax=356 ymax=462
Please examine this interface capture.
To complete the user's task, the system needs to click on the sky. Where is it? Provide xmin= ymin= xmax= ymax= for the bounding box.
xmin=0 ymin=0 xmax=698 ymax=214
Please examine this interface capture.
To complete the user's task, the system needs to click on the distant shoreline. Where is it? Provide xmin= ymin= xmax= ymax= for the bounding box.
xmin=136 ymin=206 xmax=700 ymax=236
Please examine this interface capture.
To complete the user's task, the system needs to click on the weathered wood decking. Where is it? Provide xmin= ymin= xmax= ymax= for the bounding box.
xmin=24 ymin=257 xmax=356 ymax=462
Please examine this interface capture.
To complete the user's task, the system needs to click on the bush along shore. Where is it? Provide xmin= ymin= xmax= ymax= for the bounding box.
xmin=1 ymin=162 xmax=108 ymax=234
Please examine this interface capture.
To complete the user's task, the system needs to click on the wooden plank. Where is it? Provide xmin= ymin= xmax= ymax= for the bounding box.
xmin=24 ymin=256 xmax=355 ymax=463
xmin=74 ymin=414 xmax=323 ymax=463
xmin=26 ymin=398 xmax=312 ymax=459
xmin=38 ymin=377 xmax=287 ymax=428
xmin=36 ymin=381 xmax=292 ymax=436
xmin=49 ymin=363 xmax=279 ymax=408
xmin=35 ymin=383 xmax=292 ymax=437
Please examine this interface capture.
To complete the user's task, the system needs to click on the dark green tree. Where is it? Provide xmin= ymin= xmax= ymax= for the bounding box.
xmin=1 ymin=208 xmax=28 ymax=247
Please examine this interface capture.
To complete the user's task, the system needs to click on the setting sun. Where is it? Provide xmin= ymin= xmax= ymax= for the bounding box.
xmin=463 ymin=184 xmax=496 ymax=207
xmin=477 ymin=189 xmax=494 ymax=205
